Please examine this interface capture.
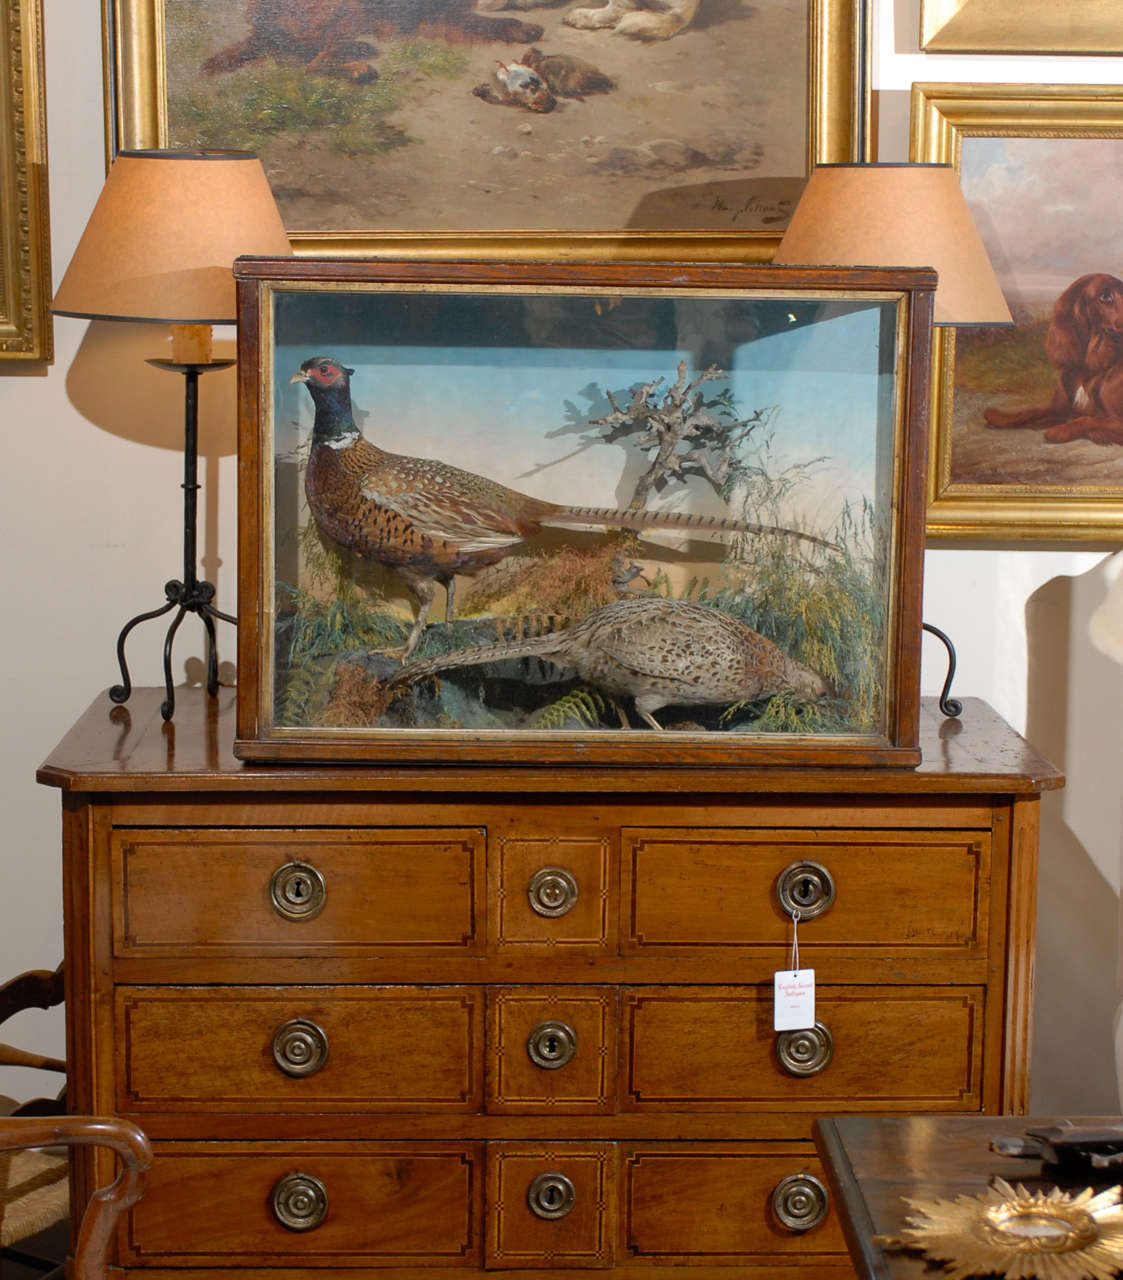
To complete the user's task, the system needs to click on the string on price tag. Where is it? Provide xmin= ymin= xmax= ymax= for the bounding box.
xmin=774 ymin=907 xmax=815 ymax=1032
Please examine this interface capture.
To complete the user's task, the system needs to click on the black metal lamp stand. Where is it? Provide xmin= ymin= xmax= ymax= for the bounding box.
xmin=108 ymin=358 xmax=236 ymax=722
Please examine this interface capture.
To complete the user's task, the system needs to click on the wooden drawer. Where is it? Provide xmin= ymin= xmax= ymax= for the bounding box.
xmin=116 ymin=987 xmax=482 ymax=1112
xmin=111 ymin=829 xmax=484 ymax=957
xmin=123 ymin=1142 xmax=839 ymax=1270
xmin=494 ymin=834 xmax=614 ymax=954
xmin=622 ymin=828 xmax=989 ymax=958
xmin=623 ymin=1144 xmax=845 ymax=1262
xmin=487 ymin=987 xmax=616 ymax=1114
xmin=124 ymin=1142 xmax=482 ymax=1267
xmin=116 ymin=983 xmax=980 ymax=1116
xmin=487 ymin=1142 xmax=616 ymax=1267
xmin=623 ymin=986 xmax=983 ymax=1111
xmin=110 ymin=825 xmax=987 ymax=968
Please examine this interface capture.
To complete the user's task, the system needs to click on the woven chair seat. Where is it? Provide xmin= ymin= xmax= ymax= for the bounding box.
xmin=0 ymin=1147 xmax=68 ymax=1247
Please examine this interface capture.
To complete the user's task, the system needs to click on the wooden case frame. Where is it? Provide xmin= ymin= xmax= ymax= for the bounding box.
xmin=234 ymin=258 xmax=934 ymax=767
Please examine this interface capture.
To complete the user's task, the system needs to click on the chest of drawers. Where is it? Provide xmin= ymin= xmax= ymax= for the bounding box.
xmin=38 ymin=690 xmax=1061 ymax=1280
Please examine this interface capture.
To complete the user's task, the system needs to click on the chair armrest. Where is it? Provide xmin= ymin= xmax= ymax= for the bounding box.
xmin=0 ymin=1115 xmax=152 ymax=1280
xmin=0 ymin=965 xmax=64 ymax=1023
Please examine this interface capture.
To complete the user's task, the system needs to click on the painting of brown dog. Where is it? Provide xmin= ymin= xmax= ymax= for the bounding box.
xmin=912 ymin=88 xmax=1123 ymax=536
xmin=984 ymin=273 xmax=1123 ymax=446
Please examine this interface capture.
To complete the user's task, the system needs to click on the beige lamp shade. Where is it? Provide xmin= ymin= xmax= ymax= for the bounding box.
xmin=773 ymin=163 xmax=1011 ymax=326
xmin=52 ymin=149 xmax=292 ymax=325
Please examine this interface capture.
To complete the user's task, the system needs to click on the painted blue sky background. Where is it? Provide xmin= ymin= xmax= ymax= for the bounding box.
xmin=961 ymin=136 xmax=1123 ymax=311
xmin=273 ymin=291 xmax=897 ymax=536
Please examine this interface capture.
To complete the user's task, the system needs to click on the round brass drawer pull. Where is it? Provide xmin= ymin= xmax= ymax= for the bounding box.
xmin=272 ymin=1018 xmax=330 ymax=1077
xmin=776 ymin=1021 xmax=833 ymax=1077
xmin=271 ymin=1171 xmax=329 ymax=1231
xmin=526 ymin=1020 xmax=578 ymax=1069
xmin=527 ymin=1171 xmax=576 ymax=1220
xmin=269 ymin=861 xmax=327 ymax=922
xmin=771 ymin=1172 xmax=829 ymax=1232
xmin=776 ymin=860 xmax=835 ymax=920
xmin=527 ymin=867 xmax=579 ymax=918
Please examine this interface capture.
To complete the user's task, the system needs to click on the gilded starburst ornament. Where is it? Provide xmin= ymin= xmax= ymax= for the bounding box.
xmin=874 ymin=1178 xmax=1123 ymax=1280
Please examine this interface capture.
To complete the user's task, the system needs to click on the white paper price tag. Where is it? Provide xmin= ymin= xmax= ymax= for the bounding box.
xmin=773 ymin=968 xmax=815 ymax=1031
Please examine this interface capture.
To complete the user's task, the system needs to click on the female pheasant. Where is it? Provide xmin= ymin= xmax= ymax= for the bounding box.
xmin=388 ymin=596 xmax=827 ymax=729
xmin=292 ymin=355 xmax=836 ymax=656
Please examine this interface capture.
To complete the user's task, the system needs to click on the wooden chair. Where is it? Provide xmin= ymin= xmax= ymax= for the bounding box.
xmin=0 ymin=1115 xmax=151 ymax=1280
xmin=0 ymin=967 xmax=151 ymax=1279
xmin=1 ymin=966 xmax=67 ymax=1117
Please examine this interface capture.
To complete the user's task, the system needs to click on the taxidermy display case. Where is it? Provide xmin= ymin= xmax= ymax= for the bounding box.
xmin=234 ymin=258 xmax=934 ymax=766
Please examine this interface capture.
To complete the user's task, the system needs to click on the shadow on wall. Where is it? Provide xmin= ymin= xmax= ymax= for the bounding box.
xmin=64 ymin=320 xmax=237 ymax=454
xmin=63 ymin=319 xmax=240 ymax=680
xmin=1026 ymin=554 xmax=1123 ymax=1113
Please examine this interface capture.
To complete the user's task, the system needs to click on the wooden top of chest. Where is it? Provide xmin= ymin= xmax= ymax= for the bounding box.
xmin=37 ymin=689 xmax=1063 ymax=797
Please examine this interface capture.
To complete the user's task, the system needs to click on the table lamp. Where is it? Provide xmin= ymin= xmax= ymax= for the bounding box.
xmin=774 ymin=161 xmax=1011 ymax=715
xmin=52 ymin=149 xmax=292 ymax=720
xmin=772 ymin=162 xmax=1011 ymax=326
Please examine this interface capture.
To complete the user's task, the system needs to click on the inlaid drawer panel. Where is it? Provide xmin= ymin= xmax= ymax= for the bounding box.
xmin=111 ymin=829 xmax=484 ymax=957
xmin=623 ymin=986 xmax=982 ymax=1111
xmin=123 ymin=1142 xmax=842 ymax=1270
xmin=116 ymin=983 xmax=981 ymax=1115
xmin=487 ymin=986 xmax=616 ymax=1113
xmin=124 ymin=1143 xmax=482 ymax=1267
xmin=487 ymin=1142 xmax=616 ymax=1268
xmin=622 ymin=828 xmax=990 ymax=957
xmin=623 ymin=1145 xmax=844 ymax=1262
xmin=116 ymin=987 xmax=483 ymax=1111
xmin=494 ymin=835 xmax=614 ymax=953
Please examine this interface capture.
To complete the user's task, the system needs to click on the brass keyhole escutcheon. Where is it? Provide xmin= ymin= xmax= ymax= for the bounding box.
xmin=772 ymin=1173 xmax=829 ymax=1232
xmin=527 ymin=1171 xmax=576 ymax=1220
xmin=269 ymin=861 xmax=327 ymax=922
xmin=271 ymin=1171 xmax=329 ymax=1231
xmin=776 ymin=1021 xmax=833 ymax=1077
xmin=527 ymin=867 xmax=579 ymax=918
xmin=527 ymin=1020 xmax=578 ymax=1069
xmin=776 ymin=860 xmax=835 ymax=920
xmin=272 ymin=1018 xmax=330 ymax=1077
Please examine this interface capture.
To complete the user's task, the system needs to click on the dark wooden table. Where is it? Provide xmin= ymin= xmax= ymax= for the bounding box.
xmin=813 ymin=1115 xmax=1123 ymax=1280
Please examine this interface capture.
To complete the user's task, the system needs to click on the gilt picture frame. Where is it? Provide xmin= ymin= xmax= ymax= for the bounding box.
xmin=912 ymin=83 xmax=1123 ymax=540
xmin=920 ymin=0 xmax=1123 ymax=55
xmin=1 ymin=0 xmax=51 ymax=362
xmin=234 ymin=257 xmax=934 ymax=767
xmin=104 ymin=0 xmax=869 ymax=260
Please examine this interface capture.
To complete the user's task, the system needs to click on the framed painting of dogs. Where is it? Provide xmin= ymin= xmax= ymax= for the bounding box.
xmin=103 ymin=0 xmax=868 ymax=259
xmin=912 ymin=83 xmax=1123 ymax=540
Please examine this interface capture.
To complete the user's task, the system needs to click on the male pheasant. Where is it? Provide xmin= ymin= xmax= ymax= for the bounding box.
xmin=388 ymin=596 xmax=827 ymax=729
xmin=292 ymin=355 xmax=836 ymax=656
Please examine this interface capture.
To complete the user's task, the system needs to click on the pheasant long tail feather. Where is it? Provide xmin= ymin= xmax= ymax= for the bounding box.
xmin=388 ymin=631 xmax=565 ymax=689
xmin=545 ymin=506 xmax=839 ymax=552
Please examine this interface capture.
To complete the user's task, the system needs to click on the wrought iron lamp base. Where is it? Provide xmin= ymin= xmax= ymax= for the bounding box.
xmin=922 ymin=621 xmax=962 ymax=719
xmin=108 ymin=579 xmax=236 ymax=722
xmin=108 ymin=357 xmax=235 ymax=722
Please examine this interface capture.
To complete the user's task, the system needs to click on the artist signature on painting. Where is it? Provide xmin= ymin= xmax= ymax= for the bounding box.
xmin=711 ymin=194 xmax=794 ymax=226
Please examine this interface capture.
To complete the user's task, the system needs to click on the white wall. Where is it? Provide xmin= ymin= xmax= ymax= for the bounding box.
xmin=880 ymin=0 xmax=1123 ymax=1113
xmin=1 ymin=0 xmax=1121 ymax=1113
